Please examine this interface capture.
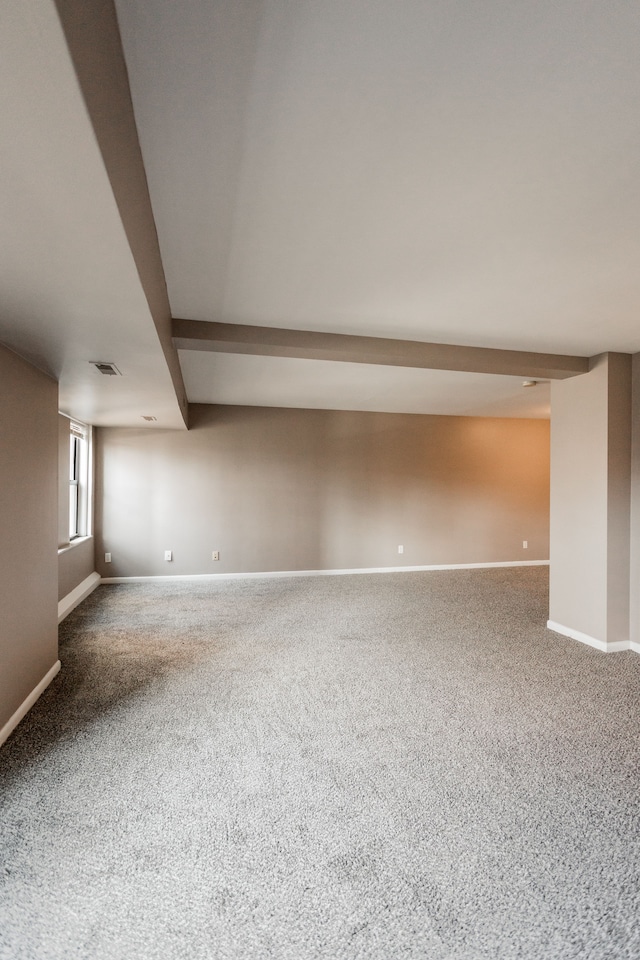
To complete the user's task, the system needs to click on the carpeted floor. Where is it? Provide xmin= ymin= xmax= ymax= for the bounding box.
xmin=1 ymin=567 xmax=640 ymax=959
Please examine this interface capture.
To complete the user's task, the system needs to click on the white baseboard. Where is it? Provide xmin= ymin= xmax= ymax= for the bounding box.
xmin=604 ymin=640 xmax=632 ymax=653
xmin=101 ymin=559 xmax=549 ymax=585
xmin=0 ymin=660 xmax=61 ymax=749
xmin=58 ymin=571 xmax=101 ymax=623
xmin=547 ymin=620 xmax=634 ymax=654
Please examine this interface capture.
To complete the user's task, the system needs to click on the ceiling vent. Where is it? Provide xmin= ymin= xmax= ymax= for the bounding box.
xmin=91 ymin=361 xmax=121 ymax=376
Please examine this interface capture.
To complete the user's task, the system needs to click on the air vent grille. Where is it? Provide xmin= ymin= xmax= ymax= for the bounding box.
xmin=91 ymin=361 xmax=121 ymax=376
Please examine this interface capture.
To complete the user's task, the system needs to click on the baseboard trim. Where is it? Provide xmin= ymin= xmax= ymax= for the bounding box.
xmin=101 ymin=559 xmax=549 ymax=585
xmin=604 ymin=640 xmax=632 ymax=653
xmin=0 ymin=660 xmax=61 ymax=749
xmin=546 ymin=620 xmax=633 ymax=654
xmin=58 ymin=571 xmax=101 ymax=623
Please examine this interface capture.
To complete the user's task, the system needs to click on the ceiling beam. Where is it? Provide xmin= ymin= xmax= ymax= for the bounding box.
xmin=172 ymin=319 xmax=589 ymax=380
xmin=54 ymin=0 xmax=189 ymax=427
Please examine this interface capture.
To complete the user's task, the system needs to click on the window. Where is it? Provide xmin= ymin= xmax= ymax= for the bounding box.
xmin=68 ymin=420 xmax=91 ymax=540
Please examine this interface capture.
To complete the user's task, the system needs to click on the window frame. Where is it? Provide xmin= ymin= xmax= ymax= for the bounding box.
xmin=67 ymin=420 xmax=92 ymax=541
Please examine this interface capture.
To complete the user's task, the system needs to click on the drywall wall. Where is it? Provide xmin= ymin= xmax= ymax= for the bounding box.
xmin=630 ymin=353 xmax=640 ymax=648
xmin=549 ymin=353 xmax=631 ymax=646
xmin=95 ymin=405 xmax=549 ymax=577
xmin=58 ymin=538 xmax=95 ymax=602
xmin=0 ymin=343 xmax=58 ymax=733
xmin=606 ymin=354 xmax=632 ymax=644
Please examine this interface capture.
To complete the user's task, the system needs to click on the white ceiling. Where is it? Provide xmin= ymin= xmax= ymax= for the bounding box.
xmin=116 ymin=0 xmax=640 ymax=351
xmin=181 ymin=351 xmax=551 ymax=418
xmin=2 ymin=0 xmax=639 ymax=424
xmin=0 ymin=0 xmax=185 ymax=428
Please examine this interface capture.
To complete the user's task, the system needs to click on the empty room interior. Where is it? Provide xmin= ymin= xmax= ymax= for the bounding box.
xmin=1 ymin=1 xmax=640 ymax=958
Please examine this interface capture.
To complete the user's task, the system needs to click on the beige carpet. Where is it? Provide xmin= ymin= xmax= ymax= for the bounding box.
xmin=1 ymin=567 xmax=639 ymax=959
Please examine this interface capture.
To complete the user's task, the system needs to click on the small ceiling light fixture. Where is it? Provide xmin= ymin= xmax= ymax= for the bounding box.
xmin=522 ymin=380 xmax=538 ymax=388
xmin=90 ymin=361 xmax=122 ymax=376
xmin=141 ymin=415 xmax=157 ymax=422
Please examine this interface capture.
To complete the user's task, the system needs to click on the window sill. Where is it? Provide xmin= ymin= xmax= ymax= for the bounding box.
xmin=58 ymin=536 xmax=93 ymax=556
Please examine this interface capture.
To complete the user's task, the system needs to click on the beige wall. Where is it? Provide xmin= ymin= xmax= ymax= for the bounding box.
xmin=631 ymin=353 xmax=640 ymax=647
xmin=58 ymin=537 xmax=95 ymax=602
xmin=549 ymin=353 xmax=632 ymax=645
xmin=606 ymin=354 xmax=632 ymax=643
xmin=95 ymin=405 xmax=550 ymax=578
xmin=0 ymin=344 xmax=58 ymax=731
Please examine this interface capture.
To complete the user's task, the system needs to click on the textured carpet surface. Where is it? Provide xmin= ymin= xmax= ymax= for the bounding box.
xmin=1 ymin=567 xmax=640 ymax=959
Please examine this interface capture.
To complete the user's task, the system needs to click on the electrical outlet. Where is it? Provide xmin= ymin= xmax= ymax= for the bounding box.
xmin=523 ymin=540 xmax=528 ymax=549
xmin=398 ymin=545 xmax=404 ymax=554
xmin=212 ymin=551 xmax=220 ymax=561
xmin=104 ymin=552 xmax=111 ymax=563
xmin=165 ymin=550 xmax=173 ymax=561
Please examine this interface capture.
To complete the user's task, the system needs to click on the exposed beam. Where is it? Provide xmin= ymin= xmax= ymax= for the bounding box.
xmin=54 ymin=0 xmax=189 ymax=427
xmin=172 ymin=319 xmax=589 ymax=380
